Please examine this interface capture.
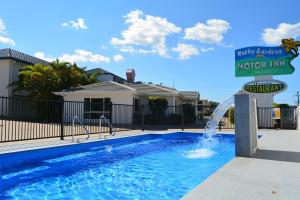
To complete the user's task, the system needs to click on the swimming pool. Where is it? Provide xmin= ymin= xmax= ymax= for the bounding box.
xmin=0 ymin=132 xmax=235 ymax=199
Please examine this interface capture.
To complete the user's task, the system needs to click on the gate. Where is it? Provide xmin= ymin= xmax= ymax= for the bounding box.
xmin=257 ymin=107 xmax=298 ymax=129
xmin=280 ymin=107 xmax=298 ymax=129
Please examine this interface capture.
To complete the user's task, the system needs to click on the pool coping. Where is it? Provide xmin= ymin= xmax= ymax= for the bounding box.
xmin=0 ymin=129 xmax=234 ymax=155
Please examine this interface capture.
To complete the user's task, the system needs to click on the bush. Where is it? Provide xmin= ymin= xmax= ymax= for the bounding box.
xmin=133 ymin=113 xmax=142 ymax=124
xmin=167 ymin=114 xmax=182 ymax=124
xmin=148 ymin=96 xmax=168 ymax=112
xmin=182 ymin=103 xmax=196 ymax=124
xmin=228 ymin=107 xmax=235 ymax=124
xmin=148 ymin=96 xmax=168 ymax=123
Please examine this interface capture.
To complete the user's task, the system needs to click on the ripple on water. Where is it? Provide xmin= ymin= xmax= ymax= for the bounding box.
xmin=184 ymin=148 xmax=215 ymax=159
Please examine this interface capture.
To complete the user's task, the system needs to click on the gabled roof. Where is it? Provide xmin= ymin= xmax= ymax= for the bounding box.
xmin=180 ymin=91 xmax=199 ymax=99
xmin=124 ymin=83 xmax=180 ymax=96
xmin=86 ymin=67 xmax=126 ymax=82
xmin=54 ymin=81 xmax=137 ymax=95
xmin=0 ymin=48 xmax=50 ymax=65
xmin=54 ymin=81 xmax=199 ymax=100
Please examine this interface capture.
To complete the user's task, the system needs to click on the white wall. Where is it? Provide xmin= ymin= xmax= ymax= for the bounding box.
xmin=62 ymin=92 xmax=134 ymax=124
xmin=0 ymin=60 xmax=11 ymax=117
xmin=0 ymin=60 xmax=10 ymax=97
xmin=253 ymin=76 xmax=274 ymax=107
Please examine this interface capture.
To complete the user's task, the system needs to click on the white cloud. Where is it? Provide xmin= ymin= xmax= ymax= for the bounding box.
xmin=200 ymin=47 xmax=215 ymax=52
xmin=111 ymin=10 xmax=181 ymax=57
xmin=34 ymin=52 xmax=55 ymax=62
xmin=0 ymin=18 xmax=6 ymax=33
xmin=0 ymin=36 xmax=15 ymax=46
xmin=113 ymin=54 xmax=124 ymax=62
xmin=59 ymin=49 xmax=110 ymax=63
xmin=184 ymin=19 xmax=230 ymax=44
xmin=221 ymin=43 xmax=234 ymax=48
xmin=172 ymin=43 xmax=199 ymax=60
xmin=119 ymin=46 xmax=156 ymax=55
xmin=262 ymin=22 xmax=300 ymax=45
xmin=0 ymin=18 xmax=15 ymax=46
xmin=62 ymin=18 xmax=88 ymax=30
xmin=35 ymin=49 xmax=110 ymax=64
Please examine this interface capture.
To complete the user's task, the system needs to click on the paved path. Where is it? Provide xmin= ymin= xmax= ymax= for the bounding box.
xmin=183 ymin=129 xmax=300 ymax=200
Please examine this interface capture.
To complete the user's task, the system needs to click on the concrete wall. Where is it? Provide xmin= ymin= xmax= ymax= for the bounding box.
xmin=235 ymin=93 xmax=258 ymax=157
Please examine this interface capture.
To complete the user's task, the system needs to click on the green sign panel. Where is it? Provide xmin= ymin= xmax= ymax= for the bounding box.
xmin=235 ymin=46 xmax=297 ymax=77
xmin=243 ymin=80 xmax=287 ymax=94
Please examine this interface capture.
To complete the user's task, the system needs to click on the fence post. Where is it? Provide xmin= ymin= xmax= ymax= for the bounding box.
xmin=60 ymin=100 xmax=64 ymax=140
xmin=109 ymin=102 xmax=113 ymax=135
xmin=181 ymin=105 xmax=184 ymax=131
xmin=141 ymin=105 xmax=144 ymax=131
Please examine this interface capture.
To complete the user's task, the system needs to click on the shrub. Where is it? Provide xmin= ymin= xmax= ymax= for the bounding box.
xmin=182 ymin=103 xmax=196 ymax=124
xmin=168 ymin=114 xmax=182 ymax=124
xmin=148 ymin=96 xmax=168 ymax=123
xmin=133 ymin=113 xmax=142 ymax=124
xmin=228 ymin=107 xmax=235 ymax=124
xmin=148 ymin=96 xmax=168 ymax=111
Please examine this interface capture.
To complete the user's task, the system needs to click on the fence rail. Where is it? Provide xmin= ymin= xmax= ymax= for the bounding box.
xmin=0 ymin=96 xmax=204 ymax=143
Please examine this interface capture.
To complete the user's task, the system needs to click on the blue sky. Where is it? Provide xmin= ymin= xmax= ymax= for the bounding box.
xmin=0 ymin=0 xmax=300 ymax=104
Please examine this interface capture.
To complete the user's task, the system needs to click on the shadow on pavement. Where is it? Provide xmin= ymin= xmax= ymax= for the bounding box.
xmin=253 ymin=149 xmax=300 ymax=163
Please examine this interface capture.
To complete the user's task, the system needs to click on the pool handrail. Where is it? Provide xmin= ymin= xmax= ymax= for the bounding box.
xmin=99 ymin=115 xmax=115 ymax=138
xmin=72 ymin=115 xmax=90 ymax=142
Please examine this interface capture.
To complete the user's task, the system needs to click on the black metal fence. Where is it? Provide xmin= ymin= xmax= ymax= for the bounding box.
xmin=0 ymin=96 xmax=204 ymax=143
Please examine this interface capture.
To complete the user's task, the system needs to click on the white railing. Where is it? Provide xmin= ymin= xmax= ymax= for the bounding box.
xmin=72 ymin=115 xmax=90 ymax=143
xmin=99 ymin=115 xmax=115 ymax=138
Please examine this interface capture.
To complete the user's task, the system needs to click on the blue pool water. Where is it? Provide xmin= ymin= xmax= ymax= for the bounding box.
xmin=0 ymin=132 xmax=235 ymax=199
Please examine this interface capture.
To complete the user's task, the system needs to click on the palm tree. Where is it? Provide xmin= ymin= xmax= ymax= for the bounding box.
xmin=12 ymin=64 xmax=58 ymax=98
xmin=11 ymin=60 xmax=101 ymax=99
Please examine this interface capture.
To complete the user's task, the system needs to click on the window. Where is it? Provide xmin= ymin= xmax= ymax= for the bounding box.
xmin=84 ymin=98 xmax=111 ymax=119
xmin=133 ymin=98 xmax=140 ymax=113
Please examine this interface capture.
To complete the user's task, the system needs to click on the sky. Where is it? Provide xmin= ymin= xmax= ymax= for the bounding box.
xmin=0 ymin=0 xmax=300 ymax=104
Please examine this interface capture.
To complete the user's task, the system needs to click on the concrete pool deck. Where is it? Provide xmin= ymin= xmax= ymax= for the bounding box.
xmin=183 ymin=129 xmax=300 ymax=200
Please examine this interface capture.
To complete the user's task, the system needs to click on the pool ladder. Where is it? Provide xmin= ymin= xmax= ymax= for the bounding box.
xmin=99 ymin=115 xmax=116 ymax=138
xmin=72 ymin=116 xmax=90 ymax=143
xmin=72 ymin=115 xmax=115 ymax=143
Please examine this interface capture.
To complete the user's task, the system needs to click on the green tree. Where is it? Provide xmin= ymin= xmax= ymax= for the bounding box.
xmin=228 ymin=107 xmax=235 ymax=124
xmin=11 ymin=60 xmax=100 ymax=99
xmin=182 ymin=103 xmax=196 ymax=123
xmin=148 ymin=96 xmax=168 ymax=123
xmin=12 ymin=64 xmax=58 ymax=98
xmin=206 ymin=101 xmax=219 ymax=116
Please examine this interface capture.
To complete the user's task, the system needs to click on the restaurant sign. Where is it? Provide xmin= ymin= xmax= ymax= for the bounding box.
xmin=243 ymin=79 xmax=287 ymax=94
xmin=235 ymin=46 xmax=297 ymax=77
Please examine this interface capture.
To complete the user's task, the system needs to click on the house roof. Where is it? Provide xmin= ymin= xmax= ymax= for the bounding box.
xmin=0 ymin=48 xmax=50 ymax=65
xmin=54 ymin=81 xmax=137 ymax=95
xmin=54 ymin=81 xmax=199 ymax=100
xmin=180 ymin=91 xmax=199 ymax=100
xmin=124 ymin=83 xmax=180 ymax=96
xmin=87 ymin=67 xmax=126 ymax=82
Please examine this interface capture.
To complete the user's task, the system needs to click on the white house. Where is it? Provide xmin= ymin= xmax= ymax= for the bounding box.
xmin=0 ymin=49 xmax=49 ymax=117
xmin=0 ymin=48 xmax=49 ymax=97
xmin=54 ymin=81 xmax=199 ymax=124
